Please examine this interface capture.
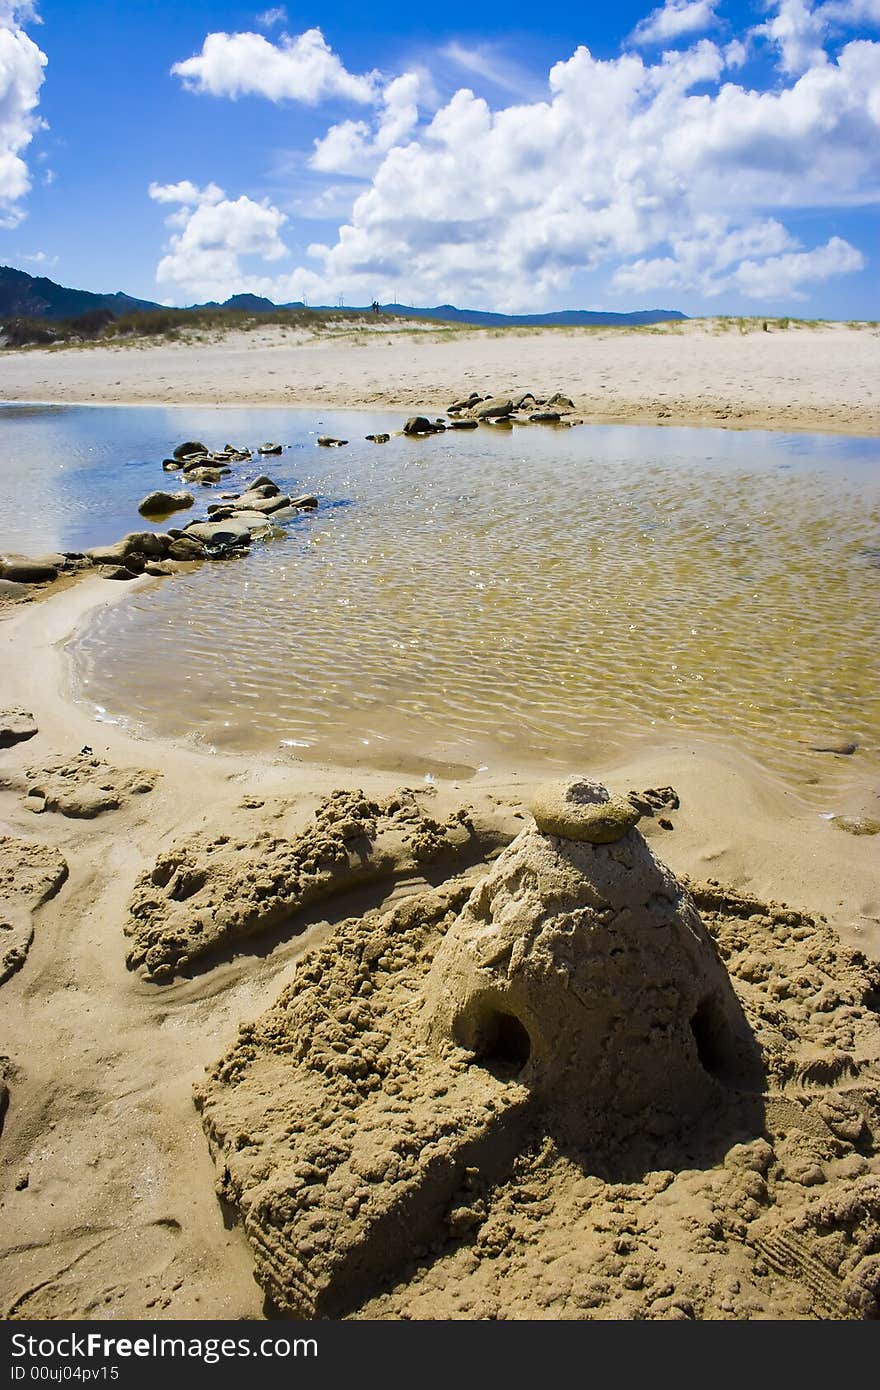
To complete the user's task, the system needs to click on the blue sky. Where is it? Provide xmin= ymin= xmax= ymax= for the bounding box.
xmin=1 ymin=1 xmax=879 ymax=315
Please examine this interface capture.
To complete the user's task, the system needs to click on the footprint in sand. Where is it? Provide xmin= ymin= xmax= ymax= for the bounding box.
xmin=4 ymin=1219 xmax=183 ymax=1320
xmin=0 ymin=836 xmax=68 ymax=985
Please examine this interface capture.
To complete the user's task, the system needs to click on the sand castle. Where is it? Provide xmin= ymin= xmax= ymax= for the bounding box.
xmin=422 ymin=778 xmax=759 ymax=1128
xmin=196 ymin=777 xmax=776 ymax=1317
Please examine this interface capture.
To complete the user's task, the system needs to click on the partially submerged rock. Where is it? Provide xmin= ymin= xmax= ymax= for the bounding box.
xmin=183 ymin=519 xmax=252 ymax=551
xmin=404 ymin=416 xmax=443 ymax=436
xmin=138 ymin=490 xmax=194 ymax=517
xmin=0 ymin=555 xmax=59 ymax=584
xmin=475 ymin=397 xmax=514 ymax=420
xmin=230 ymin=493 xmax=291 ymax=515
xmin=87 ymin=532 xmax=169 ymax=567
xmin=172 ymin=441 xmax=208 ymax=461
xmin=802 ymin=738 xmax=858 ymax=756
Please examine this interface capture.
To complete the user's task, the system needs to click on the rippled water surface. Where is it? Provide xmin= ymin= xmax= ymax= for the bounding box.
xmin=6 ymin=405 xmax=878 ymax=791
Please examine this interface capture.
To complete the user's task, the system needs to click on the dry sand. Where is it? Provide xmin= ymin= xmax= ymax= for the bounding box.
xmin=1 ymin=322 xmax=879 ymax=1321
xmin=1 ymin=318 xmax=879 ymax=434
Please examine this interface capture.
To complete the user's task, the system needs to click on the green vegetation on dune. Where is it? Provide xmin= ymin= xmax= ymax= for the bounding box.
xmin=0 ymin=305 xmax=428 ymax=349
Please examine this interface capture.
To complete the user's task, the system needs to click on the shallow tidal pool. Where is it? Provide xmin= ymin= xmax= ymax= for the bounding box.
xmin=3 ymin=403 xmax=878 ymax=796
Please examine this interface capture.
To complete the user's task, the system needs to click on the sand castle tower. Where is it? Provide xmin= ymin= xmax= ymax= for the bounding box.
xmin=423 ymin=777 xmax=755 ymax=1125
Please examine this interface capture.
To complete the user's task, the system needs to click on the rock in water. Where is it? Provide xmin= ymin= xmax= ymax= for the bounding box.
xmin=0 ymin=556 xmax=58 ymax=584
xmin=183 ymin=520 xmax=252 ymax=551
xmin=196 ymin=777 xmax=759 ymax=1318
xmin=258 ymin=442 xmax=283 ymax=455
xmin=403 ymin=416 xmax=442 ymax=435
xmin=172 ymin=441 xmax=208 ymax=461
xmin=475 ymin=396 xmax=514 ymax=419
xmin=138 ymin=490 xmax=194 ymax=517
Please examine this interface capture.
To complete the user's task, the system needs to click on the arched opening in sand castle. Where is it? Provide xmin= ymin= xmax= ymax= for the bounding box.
xmin=463 ymin=1000 xmax=532 ymax=1076
xmin=690 ymin=994 xmax=737 ymax=1083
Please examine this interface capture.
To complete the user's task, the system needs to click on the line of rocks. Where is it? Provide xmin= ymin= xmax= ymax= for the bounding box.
xmin=1 ymin=438 xmax=319 ymax=595
xmin=304 ymin=388 xmax=582 ymax=449
xmin=401 ymin=389 xmax=582 ymax=438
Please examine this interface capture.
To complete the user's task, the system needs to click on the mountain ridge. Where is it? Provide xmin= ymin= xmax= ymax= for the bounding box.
xmin=0 ymin=264 xmax=687 ymax=328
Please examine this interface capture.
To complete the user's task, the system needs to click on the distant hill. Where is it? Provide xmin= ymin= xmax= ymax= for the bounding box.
xmin=193 ymin=292 xmax=297 ymax=313
xmin=1 ymin=264 xmax=686 ymax=329
xmin=0 ymin=264 xmax=162 ymax=320
xmin=370 ymin=303 xmax=687 ymax=327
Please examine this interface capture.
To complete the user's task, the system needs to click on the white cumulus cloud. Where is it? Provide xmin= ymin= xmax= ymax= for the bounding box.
xmin=311 ymin=72 xmax=422 ymax=175
xmin=171 ymin=27 xmax=378 ymax=105
xmin=753 ymin=0 xmax=830 ymax=74
xmin=632 ymin=0 xmax=721 ymax=46
xmin=158 ymin=10 xmax=879 ymax=309
xmin=731 ymin=234 xmax=864 ymax=296
xmin=148 ymin=179 xmax=224 ymax=206
xmin=150 ymin=181 xmax=289 ymax=300
xmin=299 ymin=38 xmax=877 ymax=310
xmin=0 ymin=1 xmax=47 ymax=227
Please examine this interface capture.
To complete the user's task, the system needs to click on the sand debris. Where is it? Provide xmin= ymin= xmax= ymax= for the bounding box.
xmin=126 ymin=788 xmax=513 ymax=982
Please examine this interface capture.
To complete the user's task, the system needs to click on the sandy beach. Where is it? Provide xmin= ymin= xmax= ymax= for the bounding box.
xmin=1 ymin=322 xmax=879 ymax=1321
xmin=1 ymin=318 xmax=878 ymax=435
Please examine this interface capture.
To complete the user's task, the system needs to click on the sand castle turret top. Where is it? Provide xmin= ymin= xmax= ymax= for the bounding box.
xmin=529 ymin=775 xmax=641 ymax=842
xmin=423 ymin=776 xmax=754 ymax=1124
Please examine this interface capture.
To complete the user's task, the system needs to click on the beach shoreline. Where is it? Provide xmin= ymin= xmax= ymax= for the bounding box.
xmin=1 ymin=319 xmax=878 ymax=436
xmin=1 ymin=326 xmax=879 ymax=1321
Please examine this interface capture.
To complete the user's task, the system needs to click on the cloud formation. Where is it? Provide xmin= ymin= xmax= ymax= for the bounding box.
xmin=256 ymin=6 xmax=287 ymax=28
xmin=0 ymin=1 xmax=47 ymax=227
xmin=149 ymin=181 xmax=288 ymax=299
xmin=161 ymin=9 xmax=879 ymax=309
xmin=171 ymin=27 xmax=378 ymax=104
xmin=632 ymin=1 xmax=720 ymax=46
xmin=311 ymin=72 xmax=422 ymax=174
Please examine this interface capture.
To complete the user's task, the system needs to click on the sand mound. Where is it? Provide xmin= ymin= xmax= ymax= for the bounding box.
xmin=0 ymin=835 xmax=68 ymax=985
xmin=0 ymin=751 xmax=158 ymax=819
xmin=195 ymin=781 xmax=880 ymax=1319
xmin=127 ymin=789 xmax=513 ymax=982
